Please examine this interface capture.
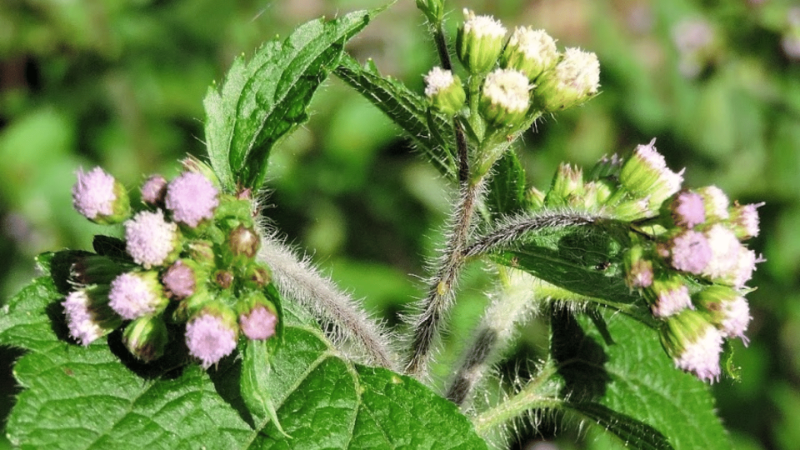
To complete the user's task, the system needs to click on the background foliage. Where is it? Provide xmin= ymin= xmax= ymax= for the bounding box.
xmin=0 ymin=0 xmax=798 ymax=448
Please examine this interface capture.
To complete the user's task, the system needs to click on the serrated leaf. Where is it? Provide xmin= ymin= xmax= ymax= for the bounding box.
xmin=204 ymin=9 xmax=382 ymax=192
xmin=1 ymin=255 xmax=488 ymax=449
xmin=335 ymin=55 xmax=457 ymax=178
xmin=551 ymin=310 xmax=730 ymax=450
xmin=486 ymin=150 xmax=526 ymax=219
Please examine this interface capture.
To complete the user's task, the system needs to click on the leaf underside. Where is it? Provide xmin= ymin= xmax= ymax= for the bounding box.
xmin=0 ymin=253 xmax=487 ymax=450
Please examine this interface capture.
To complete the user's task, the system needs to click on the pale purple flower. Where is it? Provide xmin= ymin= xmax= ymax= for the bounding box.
xmin=671 ymin=191 xmax=705 ymax=228
xmin=72 ymin=167 xmax=117 ymax=220
xmin=619 ymin=139 xmax=683 ymax=205
xmin=674 ymin=326 xmax=723 ymax=383
xmin=141 ymin=175 xmax=168 ymax=206
xmin=727 ymin=247 xmax=759 ymax=289
xmin=652 ymin=284 xmax=693 ymax=318
xmin=185 ymin=313 xmax=238 ymax=368
xmin=703 ymin=224 xmax=741 ymax=279
xmin=162 ymin=260 xmax=196 ymax=298
xmin=720 ymin=296 xmax=751 ymax=345
xmin=240 ymin=306 xmax=278 ymax=340
xmin=669 ymin=230 xmax=712 ymax=274
xmin=165 ymin=172 xmax=219 ymax=227
xmin=125 ymin=210 xmax=178 ymax=268
xmin=698 ymin=186 xmax=730 ymax=221
xmin=63 ymin=290 xmax=106 ymax=346
xmin=729 ymin=202 xmax=763 ymax=240
xmin=108 ymin=272 xmax=165 ymax=320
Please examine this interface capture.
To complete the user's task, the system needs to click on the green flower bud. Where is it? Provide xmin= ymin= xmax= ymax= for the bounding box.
xmin=545 ymin=163 xmax=584 ymax=206
xmin=526 ymin=187 xmax=546 ymax=210
xmin=229 ymin=225 xmax=261 ymax=259
xmin=479 ymin=68 xmax=531 ymax=127
xmin=624 ymin=245 xmax=654 ymax=289
xmin=694 ymin=285 xmax=751 ymax=343
xmin=456 ymin=9 xmax=507 ymax=74
xmin=587 ymin=154 xmax=623 ymax=181
xmin=501 ymin=27 xmax=558 ymax=81
xmin=416 ymin=0 xmax=444 ymax=24
xmin=535 ymin=47 xmax=600 ymax=111
xmin=214 ymin=270 xmax=234 ymax=289
xmin=580 ymin=181 xmax=613 ymax=210
xmin=123 ymin=316 xmax=169 ymax=362
xmin=243 ymin=262 xmax=272 ymax=290
xmin=424 ymin=67 xmax=466 ymax=116
xmin=618 ymin=140 xmax=683 ymax=208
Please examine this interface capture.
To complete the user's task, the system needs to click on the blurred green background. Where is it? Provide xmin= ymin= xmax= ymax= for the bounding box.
xmin=1 ymin=0 xmax=799 ymax=448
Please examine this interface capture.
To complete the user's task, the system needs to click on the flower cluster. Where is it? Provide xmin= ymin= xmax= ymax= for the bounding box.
xmin=64 ymin=161 xmax=280 ymax=368
xmin=534 ymin=140 xmax=762 ymax=382
xmin=422 ymin=9 xmax=600 ymax=130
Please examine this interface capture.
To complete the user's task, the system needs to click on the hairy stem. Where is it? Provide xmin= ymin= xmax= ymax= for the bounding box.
xmin=473 ymin=360 xmax=560 ymax=437
xmin=464 ymin=211 xmax=601 ymax=259
xmin=405 ymin=179 xmax=483 ymax=376
xmin=445 ymin=268 xmax=540 ymax=406
xmin=258 ymin=234 xmax=397 ymax=370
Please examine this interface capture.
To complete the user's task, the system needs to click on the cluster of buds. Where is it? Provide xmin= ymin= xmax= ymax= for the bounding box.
xmin=532 ymin=139 xmax=763 ymax=382
xmin=422 ymin=9 xmax=600 ymax=130
xmin=64 ymin=162 xmax=279 ymax=368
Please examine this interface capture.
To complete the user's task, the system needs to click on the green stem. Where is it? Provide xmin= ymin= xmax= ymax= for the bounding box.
xmin=473 ymin=360 xmax=560 ymax=436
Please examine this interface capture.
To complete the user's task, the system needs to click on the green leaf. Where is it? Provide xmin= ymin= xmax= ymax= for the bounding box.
xmin=551 ymin=310 xmax=730 ymax=449
xmin=335 ymin=55 xmax=457 ymax=179
xmin=485 ymin=150 xmax=526 ymax=219
xmin=204 ymin=9 xmax=382 ymax=192
xmin=1 ymin=253 xmax=488 ymax=450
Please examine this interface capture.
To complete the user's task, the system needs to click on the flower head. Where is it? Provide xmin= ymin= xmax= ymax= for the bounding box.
xmin=123 ymin=316 xmax=169 ymax=362
xmin=240 ymin=305 xmax=278 ymax=341
xmin=424 ymin=67 xmax=466 ymax=116
xmin=729 ymin=202 xmax=763 ymax=240
xmin=456 ymin=9 xmax=507 ymax=74
xmin=702 ymin=224 xmax=742 ymax=280
xmin=650 ymin=276 xmax=693 ymax=318
xmin=165 ymin=172 xmax=219 ymax=227
xmin=668 ymin=230 xmax=712 ymax=275
xmin=619 ymin=140 xmax=683 ymax=207
xmin=63 ymin=288 xmax=120 ymax=346
xmin=162 ymin=260 xmax=199 ymax=299
xmin=141 ymin=174 xmax=168 ymax=206
xmin=108 ymin=271 xmax=167 ymax=320
xmin=480 ymin=68 xmax=531 ymax=126
xmin=697 ymin=186 xmax=730 ymax=221
xmin=695 ymin=286 xmax=751 ymax=345
xmin=72 ymin=167 xmax=130 ymax=224
xmin=661 ymin=310 xmax=723 ymax=383
xmin=535 ymin=47 xmax=600 ymax=111
xmin=125 ymin=210 xmax=180 ymax=268
xmin=185 ymin=308 xmax=238 ymax=369
xmin=670 ymin=190 xmax=706 ymax=229
xmin=501 ymin=27 xmax=558 ymax=81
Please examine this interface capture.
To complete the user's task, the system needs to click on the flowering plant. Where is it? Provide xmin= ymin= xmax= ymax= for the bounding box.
xmin=0 ymin=1 xmax=764 ymax=449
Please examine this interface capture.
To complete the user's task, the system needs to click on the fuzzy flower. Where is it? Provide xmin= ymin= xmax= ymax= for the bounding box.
xmin=141 ymin=174 xmax=168 ymax=206
xmin=535 ymin=47 xmax=600 ymax=111
xmin=457 ymin=9 xmax=507 ymax=74
xmin=669 ymin=230 xmax=712 ymax=275
xmin=480 ymin=68 xmax=531 ymax=126
xmin=501 ymin=27 xmax=558 ymax=81
xmin=63 ymin=288 xmax=120 ymax=346
xmin=703 ymin=224 xmax=742 ymax=280
xmin=424 ymin=67 xmax=466 ymax=116
xmin=108 ymin=272 xmax=167 ymax=320
xmin=650 ymin=279 xmax=693 ymax=318
xmin=720 ymin=296 xmax=751 ymax=345
xmin=72 ymin=167 xmax=130 ymax=224
xmin=162 ymin=260 xmax=197 ymax=299
xmin=165 ymin=172 xmax=219 ymax=227
xmin=729 ymin=202 xmax=763 ymax=240
xmin=240 ymin=305 xmax=278 ymax=340
xmin=673 ymin=325 xmax=723 ymax=383
xmin=185 ymin=311 xmax=238 ymax=368
xmin=125 ymin=210 xmax=179 ymax=268
xmin=723 ymin=247 xmax=760 ymax=289
xmin=671 ymin=190 xmax=705 ymax=228
xmin=697 ymin=186 xmax=730 ymax=221
xmin=619 ymin=139 xmax=683 ymax=207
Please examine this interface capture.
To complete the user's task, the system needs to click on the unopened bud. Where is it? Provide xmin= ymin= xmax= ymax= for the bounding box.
xmin=424 ymin=67 xmax=466 ymax=116
xmin=546 ymin=163 xmax=583 ymax=206
xmin=456 ymin=9 xmax=507 ymax=74
xmin=237 ymin=292 xmax=279 ymax=341
xmin=624 ymin=245 xmax=653 ymax=289
xmin=141 ymin=174 xmax=168 ymax=206
xmin=619 ymin=140 xmax=683 ymax=207
xmin=416 ymin=0 xmax=444 ymax=23
xmin=123 ymin=316 xmax=169 ymax=362
xmin=215 ymin=270 xmax=234 ymax=289
xmin=229 ymin=225 xmax=260 ymax=258
xmin=162 ymin=259 xmax=202 ymax=299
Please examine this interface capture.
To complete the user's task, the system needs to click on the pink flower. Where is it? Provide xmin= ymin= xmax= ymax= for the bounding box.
xmin=124 ymin=210 xmax=179 ymax=268
xmin=108 ymin=272 xmax=166 ymax=320
xmin=185 ymin=313 xmax=238 ymax=368
xmin=703 ymin=224 xmax=741 ymax=280
xmin=720 ymin=296 xmax=751 ymax=345
xmin=674 ymin=326 xmax=723 ymax=383
xmin=239 ymin=305 xmax=278 ymax=340
xmin=63 ymin=290 xmax=107 ymax=346
xmin=652 ymin=284 xmax=693 ymax=318
xmin=165 ymin=172 xmax=219 ymax=227
xmin=729 ymin=202 xmax=763 ymax=240
xmin=697 ymin=186 xmax=730 ymax=221
xmin=162 ymin=260 xmax=196 ymax=298
xmin=669 ymin=230 xmax=712 ymax=275
xmin=72 ymin=167 xmax=129 ymax=223
xmin=141 ymin=175 xmax=168 ymax=206
xmin=671 ymin=191 xmax=705 ymax=228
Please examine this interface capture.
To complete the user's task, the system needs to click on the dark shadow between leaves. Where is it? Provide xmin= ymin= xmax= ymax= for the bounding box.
xmin=106 ymin=324 xmax=187 ymax=381
xmin=207 ymin=349 xmax=256 ymax=429
xmin=550 ymin=308 xmax=610 ymax=402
